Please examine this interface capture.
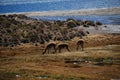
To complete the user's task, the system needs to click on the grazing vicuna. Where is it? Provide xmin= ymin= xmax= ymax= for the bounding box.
xmin=76 ymin=39 xmax=84 ymax=51
xmin=42 ymin=43 xmax=56 ymax=55
xmin=56 ymin=43 xmax=70 ymax=53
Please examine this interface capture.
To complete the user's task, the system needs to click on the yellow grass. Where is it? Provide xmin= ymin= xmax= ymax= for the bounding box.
xmin=0 ymin=34 xmax=120 ymax=80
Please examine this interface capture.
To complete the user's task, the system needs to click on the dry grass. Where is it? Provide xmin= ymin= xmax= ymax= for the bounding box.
xmin=0 ymin=34 xmax=120 ymax=80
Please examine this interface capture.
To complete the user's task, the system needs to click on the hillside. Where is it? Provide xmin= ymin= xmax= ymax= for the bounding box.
xmin=0 ymin=14 xmax=104 ymax=47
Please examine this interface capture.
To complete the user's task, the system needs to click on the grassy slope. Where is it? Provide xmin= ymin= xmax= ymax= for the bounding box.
xmin=0 ymin=34 xmax=120 ymax=80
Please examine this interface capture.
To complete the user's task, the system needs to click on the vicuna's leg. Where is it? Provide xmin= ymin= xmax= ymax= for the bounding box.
xmin=81 ymin=43 xmax=84 ymax=51
xmin=55 ymin=48 xmax=57 ymax=53
xmin=66 ymin=46 xmax=70 ymax=52
xmin=76 ymin=44 xmax=79 ymax=51
xmin=42 ymin=48 xmax=48 ymax=55
xmin=48 ymin=48 xmax=50 ymax=54
xmin=58 ymin=47 xmax=62 ymax=53
xmin=53 ymin=46 xmax=56 ymax=53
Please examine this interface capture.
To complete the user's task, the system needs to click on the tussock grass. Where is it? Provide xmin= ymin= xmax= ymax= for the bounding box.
xmin=0 ymin=37 xmax=120 ymax=80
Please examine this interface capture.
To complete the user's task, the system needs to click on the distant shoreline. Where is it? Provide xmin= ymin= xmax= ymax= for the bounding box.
xmin=0 ymin=7 xmax=120 ymax=16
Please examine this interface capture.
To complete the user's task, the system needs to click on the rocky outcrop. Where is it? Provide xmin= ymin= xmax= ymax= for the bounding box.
xmin=0 ymin=14 xmax=104 ymax=47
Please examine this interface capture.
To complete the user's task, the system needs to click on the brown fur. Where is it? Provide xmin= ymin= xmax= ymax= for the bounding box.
xmin=76 ymin=40 xmax=84 ymax=51
xmin=56 ymin=43 xmax=70 ymax=53
xmin=42 ymin=43 xmax=56 ymax=55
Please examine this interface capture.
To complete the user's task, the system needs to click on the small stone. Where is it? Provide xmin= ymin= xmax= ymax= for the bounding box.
xmin=16 ymin=75 xmax=20 ymax=77
xmin=73 ymin=62 xmax=77 ymax=64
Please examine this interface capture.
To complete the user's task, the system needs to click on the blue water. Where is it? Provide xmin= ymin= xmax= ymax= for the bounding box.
xmin=31 ymin=15 xmax=120 ymax=25
xmin=0 ymin=0 xmax=120 ymax=13
xmin=0 ymin=0 xmax=120 ymax=25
